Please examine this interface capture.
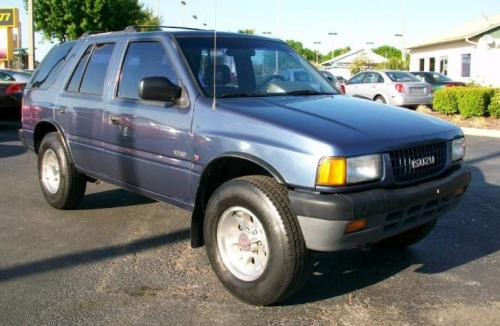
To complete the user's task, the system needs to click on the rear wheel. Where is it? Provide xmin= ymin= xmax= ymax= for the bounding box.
xmin=374 ymin=95 xmax=386 ymax=104
xmin=204 ymin=175 xmax=310 ymax=305
xmin=38 ymin=132 xmax=86 ymax=209
xmin=378 ymin=219 xmax=437 ymax=248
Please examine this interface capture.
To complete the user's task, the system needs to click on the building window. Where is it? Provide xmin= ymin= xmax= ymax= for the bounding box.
xmin=439 ymin=56 xmax=448 ymax=75
xmin=429 ymin=57 xmax=435 ymax=72
xmin=419 ymin=58 xmax=425 ymax=71
xmin=462 ymin=54 xmax=471 ymax=77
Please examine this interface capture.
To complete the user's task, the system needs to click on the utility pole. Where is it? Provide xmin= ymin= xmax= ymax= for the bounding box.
xmin=181 ymin=1 xmax=187 ymax=26
xmin=328 ymin=32 xmax=337 ymax=58
xmin=314 ymin=41 xmax=321 ymax=65
xmin=27 ymin=0 xmax=35 ymax=69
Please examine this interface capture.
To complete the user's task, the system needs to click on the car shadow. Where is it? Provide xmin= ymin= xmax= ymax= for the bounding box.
xmin=79 ymin=188 xmax=156 ymax=210
xmin=0 ymin=120 xmax=26 ymax=159
xmin=0 ymin=228 xmax=190 ymax=283
xmin=284 ymin=165 xmax=500 ymax=305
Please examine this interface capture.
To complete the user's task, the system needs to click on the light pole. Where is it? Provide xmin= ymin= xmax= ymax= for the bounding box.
xmin=328 ymin=32 xmax=337 ymax=58
xmin=27 ymin=0 xmax=35 ymax=69
xmin=395 ymin=33 xmax=405 ymax=61
xmin=181 ymin=1 xmax=187 ymax=26
xmin=314 ymin=41 xmax=321 ymax=65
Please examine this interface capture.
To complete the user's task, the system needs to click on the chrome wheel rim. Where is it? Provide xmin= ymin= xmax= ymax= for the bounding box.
xmin=376 ymin=97 xmax=385 ymax=103
xmin=41 ymin=149 xmax=61 ymax=194
xmin=216 ymin=206 xmax=269 ymax=282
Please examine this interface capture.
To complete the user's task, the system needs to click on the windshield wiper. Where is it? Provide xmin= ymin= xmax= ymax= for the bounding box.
xmin=217 ymin=92 xmax=260 ymax=98
xmin=283 ymin=90 xmax=336 ymax=96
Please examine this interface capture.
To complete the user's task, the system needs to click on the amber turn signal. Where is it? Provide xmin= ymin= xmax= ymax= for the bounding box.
xmin=316 ymin=157 xmax=346 ymax=186
xmin=345 ymin=219 xmax=367 ymax=234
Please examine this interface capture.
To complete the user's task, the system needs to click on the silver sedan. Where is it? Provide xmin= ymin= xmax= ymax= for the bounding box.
xmin=344 ymin=70 xmax=433 ymax=107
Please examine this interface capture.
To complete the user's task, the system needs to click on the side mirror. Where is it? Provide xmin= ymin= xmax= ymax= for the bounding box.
xmin=325 ymin=76 xmax=335 ymax=83
xmin=139 ymin=77 xmax=182 ymax=103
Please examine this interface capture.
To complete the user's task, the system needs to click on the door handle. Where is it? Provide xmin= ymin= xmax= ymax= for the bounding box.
xmin=110 ymin=116 xmax=121 ymax=125
xmin=56 ymin=106 xmax=67 ymax=114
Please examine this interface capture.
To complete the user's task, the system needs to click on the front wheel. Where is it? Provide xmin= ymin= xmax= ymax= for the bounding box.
xmin=204 ymin=176 xmax=310 ymax=305
xmin=38 ymin=132 xmax=86 ymax=209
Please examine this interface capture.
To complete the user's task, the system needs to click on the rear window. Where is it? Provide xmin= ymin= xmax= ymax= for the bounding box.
xmin=31 ymin=41 xmax=76 ymax=89
xmin=386 ymin=71 xmax=420 ymax=82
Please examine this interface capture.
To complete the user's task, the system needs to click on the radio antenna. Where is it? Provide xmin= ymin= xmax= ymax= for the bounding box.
xmin=212 ymin=0 xmax=218 ymax=111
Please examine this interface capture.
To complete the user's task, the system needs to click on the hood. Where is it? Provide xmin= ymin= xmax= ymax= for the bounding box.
xmin=217 ymin=95 xmax=462 ymax=156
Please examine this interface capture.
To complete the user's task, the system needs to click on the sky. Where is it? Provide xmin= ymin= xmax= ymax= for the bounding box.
xmin=3 ymin=0 xmax=500 ymax=61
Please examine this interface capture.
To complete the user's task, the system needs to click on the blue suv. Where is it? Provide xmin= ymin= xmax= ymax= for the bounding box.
xmin=19 ymin=27 xmax=470 ymax=305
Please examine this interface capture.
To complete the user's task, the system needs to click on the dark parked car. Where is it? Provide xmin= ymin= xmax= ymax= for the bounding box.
xmin=411 ymin=71 xmax=465 ymax=91
xmin=19 ymin=28 xmax=470 ymax=306
xmin=0 ymin=69 xmax=31 ymax=118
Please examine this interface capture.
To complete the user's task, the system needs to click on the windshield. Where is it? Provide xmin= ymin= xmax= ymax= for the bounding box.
xmin=176 ymin=36 xmax=337 ymax=98
xmin=386 ymin=71 xmax=421 ymax=82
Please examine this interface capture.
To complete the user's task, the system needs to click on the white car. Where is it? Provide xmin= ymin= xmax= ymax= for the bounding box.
xmin=344 ymin=70 xmax=433 ymax=108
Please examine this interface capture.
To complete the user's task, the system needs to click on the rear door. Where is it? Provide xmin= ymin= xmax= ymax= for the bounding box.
xmin=102 ymin=38 xmax=193 ymax=205
xmin=55 ymin=42 xmax=117 ymax=175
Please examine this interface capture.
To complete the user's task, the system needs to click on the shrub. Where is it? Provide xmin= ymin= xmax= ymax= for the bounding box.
xmin=488 ymin=92 xmax=500 ymax=118
xmin=433 ymin=88 xmax=460 ymax=115
xmin=433 ymin=87 xmax=495 ymax=118
xmin=457 ymin=87 xmax=495 ymax=118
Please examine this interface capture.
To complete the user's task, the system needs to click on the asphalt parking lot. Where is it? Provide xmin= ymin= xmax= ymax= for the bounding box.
xmin=0 ymin=119 xmax=499 ymax=325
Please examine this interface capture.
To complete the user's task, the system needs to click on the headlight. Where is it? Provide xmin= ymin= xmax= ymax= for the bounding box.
xmin=452 ymin=137 xmax=466 ymax=162
xmin=316 ymin=154 xmax=382 ymax=186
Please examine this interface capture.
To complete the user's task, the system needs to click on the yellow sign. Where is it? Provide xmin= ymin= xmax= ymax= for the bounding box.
xmin=0 ymin=8 xmax=19 ymax=28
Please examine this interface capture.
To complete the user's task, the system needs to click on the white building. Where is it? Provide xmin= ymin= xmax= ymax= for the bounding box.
xmin=320 ymin=48 xmax=387 ymax=79
xmin=408 ymin=14 xmax=500 ymax=87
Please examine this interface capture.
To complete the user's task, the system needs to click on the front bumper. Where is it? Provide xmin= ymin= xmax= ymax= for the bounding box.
xmin=289 ymin=166 xmax=470 ymax=251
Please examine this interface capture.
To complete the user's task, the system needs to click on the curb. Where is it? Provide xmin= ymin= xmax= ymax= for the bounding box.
xmin=462 ymin=127 xmax=500 ymax=138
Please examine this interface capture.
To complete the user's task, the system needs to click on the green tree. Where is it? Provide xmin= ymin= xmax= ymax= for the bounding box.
xmin=238 ymin=28 xmax=255 ymax=34
xmin=323 ymin=47 xmax=351 ymax=61
xmin=25 ymin=0 xmax=161 ymax=41
xmin=350 ymin=55 xmax=374 ymax=75
xmin=137 ymin=7 xmax=163 ymax=27
xmin=373 ymin=45 xmax=402 ymax=60
xmin=285 ymin=40 xmax=318 ymax=62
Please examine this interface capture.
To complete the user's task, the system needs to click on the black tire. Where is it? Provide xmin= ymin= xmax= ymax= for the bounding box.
xmin=38 ymin=132 xmax=86 ymax=209
xmin=374 ymin=95 xmax=386 ymax=104
xmin=204 ymin=175 xmax=310 ymax=305
xmin=378 ymin=219 xmax=437 ymax=248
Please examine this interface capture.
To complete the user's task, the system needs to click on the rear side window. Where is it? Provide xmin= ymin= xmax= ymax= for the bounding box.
xmin=386 ymin=71 xmax=420 ymax=82
xmin=79 ymin=43 xmax=115 ymax=95
xmin=363 ymin=72 xmax=383 ymax=83
xmin=117 ymin=41 xmax=179 ymax=100
xmin=31 ymin=42 xmax=75 ymax=89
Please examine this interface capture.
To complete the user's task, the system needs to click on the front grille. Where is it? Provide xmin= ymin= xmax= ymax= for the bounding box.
xmin=389 ymin=142 xmax=447 ymax=183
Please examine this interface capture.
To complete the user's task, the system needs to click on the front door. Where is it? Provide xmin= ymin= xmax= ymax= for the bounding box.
xmin=103 ymin=39 xmax=193 ymax=205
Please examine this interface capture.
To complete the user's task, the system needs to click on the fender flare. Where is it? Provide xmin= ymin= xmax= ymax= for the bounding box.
xmin=34 ymin=119 xmax=74 ymax=162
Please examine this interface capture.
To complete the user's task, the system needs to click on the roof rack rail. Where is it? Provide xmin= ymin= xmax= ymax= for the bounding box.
xmin=124 ymin=25 xmax=208 ymax=32
xmin=79 ymin=31 xmax=108 ymax=38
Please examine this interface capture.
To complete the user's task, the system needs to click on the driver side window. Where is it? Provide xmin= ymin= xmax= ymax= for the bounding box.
xmin=117 ymin=41 xmax=179 ymax=100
